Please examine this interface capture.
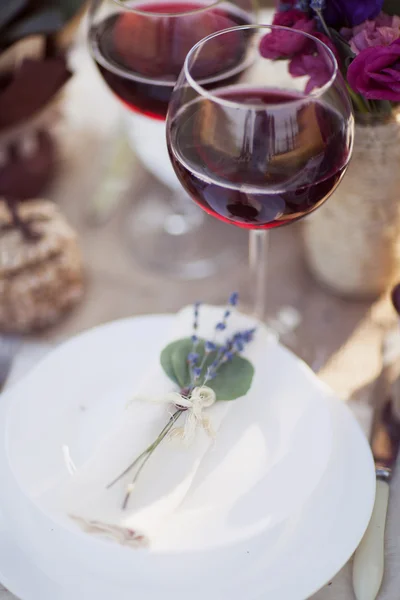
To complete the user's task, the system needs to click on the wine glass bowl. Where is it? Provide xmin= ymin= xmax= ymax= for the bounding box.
xmin=87 ymin=0 xmax=257 ymax=280
xmin=166 ymin=25 xmax=354 ymax=230
xmin=88 ymin=0 xmax=257 ymax=120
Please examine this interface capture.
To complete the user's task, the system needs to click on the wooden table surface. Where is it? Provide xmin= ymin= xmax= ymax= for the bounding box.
xmin=0 ymin=25 xmax=397 ymax=600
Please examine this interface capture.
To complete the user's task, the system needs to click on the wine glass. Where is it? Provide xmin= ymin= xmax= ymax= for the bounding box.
xmin=166 ymin=24 xmax=354 ymax=317
xmin=87 ymin=0 xmax=257 ymax=279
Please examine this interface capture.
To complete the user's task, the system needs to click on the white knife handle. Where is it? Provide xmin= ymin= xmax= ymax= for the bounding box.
xmin=353 ymin=479 xmax=389 ymax=600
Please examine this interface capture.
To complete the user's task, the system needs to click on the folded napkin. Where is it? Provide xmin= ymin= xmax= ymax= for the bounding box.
xmin=40 ymin=305 xmax=269 ymax=546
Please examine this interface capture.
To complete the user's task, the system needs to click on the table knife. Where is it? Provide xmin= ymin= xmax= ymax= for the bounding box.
xmin=353 ymin=356 xmax=400 ymax=600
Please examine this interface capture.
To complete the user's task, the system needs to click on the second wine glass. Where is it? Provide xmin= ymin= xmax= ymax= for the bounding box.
xmin=88 ymin=0 xmax=257 ymax=279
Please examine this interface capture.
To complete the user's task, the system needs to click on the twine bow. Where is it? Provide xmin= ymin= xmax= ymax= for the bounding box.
xmin=158 ymin=386 xmax=217 ymax=446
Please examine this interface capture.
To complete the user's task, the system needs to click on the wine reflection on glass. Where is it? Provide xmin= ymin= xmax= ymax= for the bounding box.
xmin=166 ymin=24 xmax=354 ymax=316
xmin=87 ymin=0 xmax=257 ymax=279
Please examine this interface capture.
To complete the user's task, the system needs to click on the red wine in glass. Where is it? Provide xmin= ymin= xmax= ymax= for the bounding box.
xmin=89 ymin=1 xmax=252 ymax=120
xmin=168 ymin=88 xmax=351 ymax=229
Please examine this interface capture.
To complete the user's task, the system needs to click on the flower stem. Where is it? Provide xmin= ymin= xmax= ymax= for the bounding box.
xmin=314 ymin=8 xmax=331 ymax=39
xmin=121 ymin=410 xmax=182 ymax=510
xmin=346 ymin=84 xmax=369 ymax=114
xmin=107 ymin=410 xmax=182 ymax=490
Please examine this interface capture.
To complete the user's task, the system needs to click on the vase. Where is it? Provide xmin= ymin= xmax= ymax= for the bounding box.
xmin=302 ymin=111 xmax=400 ymax=299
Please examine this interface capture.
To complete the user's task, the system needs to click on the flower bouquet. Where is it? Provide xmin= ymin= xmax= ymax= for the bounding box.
xmin=266 ymin=1 xmax=400 ymax=296
xmin=262 ymin=0 xmax=400 ymax=114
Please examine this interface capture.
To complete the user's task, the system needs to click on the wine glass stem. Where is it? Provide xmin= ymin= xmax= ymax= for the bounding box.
xmin=249 ymin=229 xmax=269 ymax=321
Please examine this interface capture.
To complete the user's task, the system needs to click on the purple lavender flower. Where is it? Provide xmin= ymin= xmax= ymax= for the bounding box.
xmin=205 ymin=341 xmax=217 ymax=352
xmin=228 ymin=292 xmax=239 ymax=306
xmin=242 ymin=328 xmax=257 ymax=343
xmin=323 ymin=0 xmax=384 ymax=28
xmin=187 ymin=352 xmax=199 ymax=365
xmin=223 ymin=351 xmax=234 ymax=362
xmin=187 ymin=292 xmax=257 ymax=388
xmin=192 ymin=367 xmax=202 ymax=379
xmin=341 ymin=12 xmax=400 ymax=54
xmin=193 ymin=302 xmax=201 ymax=331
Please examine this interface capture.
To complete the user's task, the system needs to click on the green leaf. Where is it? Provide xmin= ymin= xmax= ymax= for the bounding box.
xmin=171 ymin=339 xmax=192 ymax=389
xmin=160 ymin=338 xmax=254 ymax=401
xmin=328 ymin=28 xmax=355 ymax=74
xmin=209 ymin=354 xmax=254 ymax=401
xmin=383 ymin=0 xmax=400 ymax=16
xmin=160 ymin=339 xmax=182 ymax=387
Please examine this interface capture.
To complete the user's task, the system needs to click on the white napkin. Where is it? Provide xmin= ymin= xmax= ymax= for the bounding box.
xmin=41 ymin=305 xmax=269 ymax=545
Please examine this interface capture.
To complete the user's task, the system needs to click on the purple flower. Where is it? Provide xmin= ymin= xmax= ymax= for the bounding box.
xmin=341 ymin=12 xmax=400 ymax=54
xmin=192 ymin=367 xmax=202 ymax=379
xmin=259 ymin=10 xmax=315 ymax=59
xmin=347 ymin=38 xmax=400 ymax=101
xmin=289 ymin=32 xmax=339 ymax=93
xmin=205 ymin=341 xmax=217 ymax=352
xmin=223 ymin=351 xmax=234 ymax=363
xmin=228 ymin=291 xmax=239 ymax=306
xmin=187 ymin=352 xmax=199 ymax=365
xmin=323 ymin=0 xmax=384 ymax=28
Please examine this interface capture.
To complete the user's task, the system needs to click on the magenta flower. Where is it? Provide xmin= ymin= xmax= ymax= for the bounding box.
xmin=289 ymin=33 xmax=339 ymax=93
xmin=347 ymin=38 xmax=400 ymax=101
xmin=259 ymin=10 xmax=315 ymax=59
xmin=342 ymin=12 xmax=400 ymax=54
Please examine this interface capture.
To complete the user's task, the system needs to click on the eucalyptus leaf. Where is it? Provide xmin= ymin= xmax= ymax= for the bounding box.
xmin=160 ymin=339 xmax=182 ymax=387
xmin=209 ymin=354 xmax=254 ymax=401
xmin=161 ymin=338 xmax=192 ymax=388
xmin=383 ymin=0 xmax=400 ymax=16
xmin=0 ymin=0 xmax=29 ymax=33
xmin=160 ymin=337 xmax=254 ymax=401
xmin=171 ymin=339 xmax=192 ymax=389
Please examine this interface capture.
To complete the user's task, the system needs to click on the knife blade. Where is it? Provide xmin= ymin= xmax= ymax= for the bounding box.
xmin=353 ymin=337 xmax=400 ymax=600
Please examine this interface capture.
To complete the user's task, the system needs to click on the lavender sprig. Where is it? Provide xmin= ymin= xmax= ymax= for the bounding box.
xmin=309 ymin=0 xmax=331 ymax=38
xmin=109 ymin=292 xmax=256 ymax=509
xmin=187 ymin=302 xmax=202 ymax=382
xmin=203 ymin=328 xmax=256 ymax=386
xmin=190 ymin=292 xmax=240 ymax=387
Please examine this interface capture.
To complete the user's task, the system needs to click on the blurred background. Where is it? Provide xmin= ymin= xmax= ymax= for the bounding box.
xmin=0 ymin=0 xmax=397 ymax=414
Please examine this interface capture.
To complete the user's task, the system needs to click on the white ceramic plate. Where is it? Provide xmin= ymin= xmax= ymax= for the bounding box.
xmin=0 ymin=315 xmax=375 ymax=600
xmin=0 ymin=394 xmax=374 ymax=600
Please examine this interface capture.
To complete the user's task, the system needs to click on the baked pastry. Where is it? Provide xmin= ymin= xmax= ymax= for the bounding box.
xmin=0 ymin=200 xmax=84 ymax=332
